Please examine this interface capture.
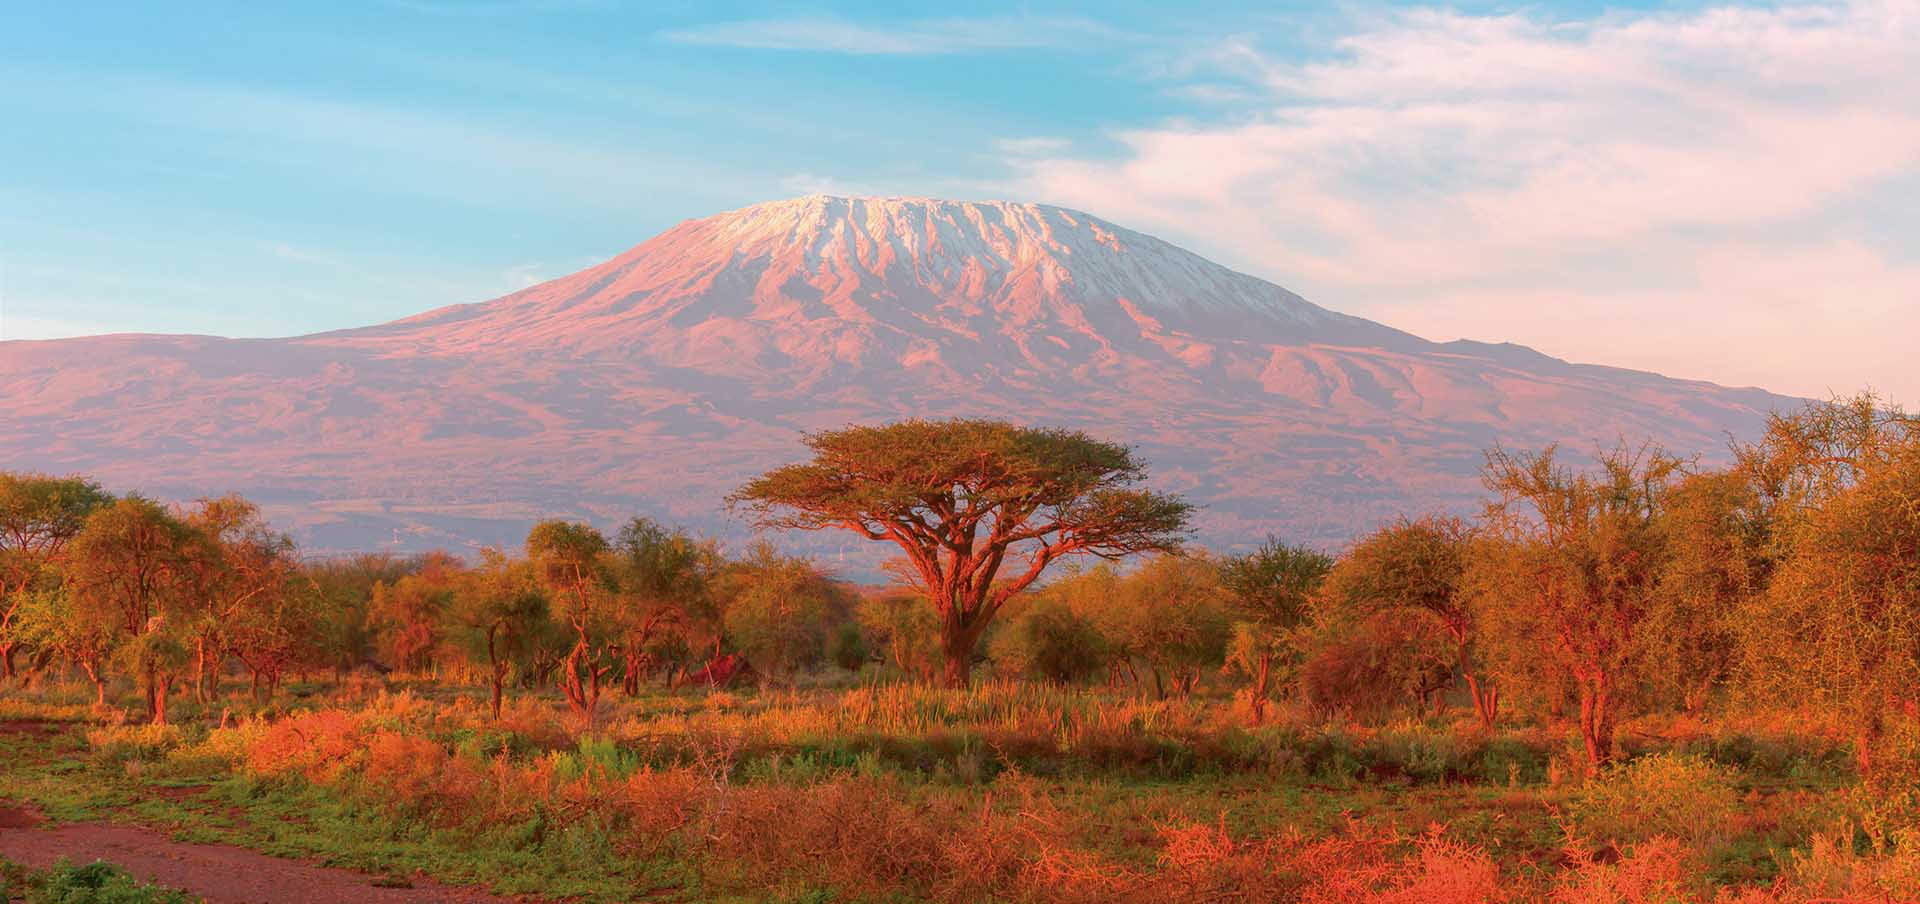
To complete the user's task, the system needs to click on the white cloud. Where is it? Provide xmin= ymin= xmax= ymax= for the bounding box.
xmin=661 ymin=16 xmax=1109 ymax=55
xmin=1005 ymin=1 xmax=1920 ymax=403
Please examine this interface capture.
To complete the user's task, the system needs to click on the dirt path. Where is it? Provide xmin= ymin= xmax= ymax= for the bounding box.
xmin=0 ymin=805 xmax=521 ymax=904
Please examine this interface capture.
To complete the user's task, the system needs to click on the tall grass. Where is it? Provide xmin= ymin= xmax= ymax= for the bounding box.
xmin=39 ymin=679 xmax=1913 ymax=902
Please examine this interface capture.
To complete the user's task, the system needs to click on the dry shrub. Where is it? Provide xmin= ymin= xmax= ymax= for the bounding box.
xmin=242 ymin=709 xmax=366 ymax=781
xmin=1779 ymin=828 xmax=1920 ymax=902
xmin=1567 ymin=753 xmax=1742 ymax=849
xmin=1363 ymin=833 xmax=1510 ymax=904
xmin=1139 ymin=819 xmax=1507 ymax=904
xmin=606 ymin=767 xmax=703 ymax=854
xmin=692 ymin=768 xmax=1147 ymax=903
xmin=494 ymin=696 xmax=572 ymax=751
xmin=85 ymin=723 xmax=184 ymax=762
xmin=699 ymin=776 xmax=990 ymax=899
xmin=1285 ymin=826 xmax=1508 ymax=904
xmin=362 ymin=730 xmax=490 ymax=827
xmin=1552 ymin=837 xmax=1708 ymax=904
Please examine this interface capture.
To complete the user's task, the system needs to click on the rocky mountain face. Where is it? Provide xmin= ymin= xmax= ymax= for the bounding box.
xmin=1 ymin=196 xmax=1798 ymax=562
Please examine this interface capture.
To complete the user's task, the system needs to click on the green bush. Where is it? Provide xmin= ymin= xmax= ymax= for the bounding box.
xmin=1566 ymin=752 xmax=1742 ymax=848
xmin=1479 ymin=735 xmax=1549 ymax=785
xmin=29 ymin=860 xmax=196 ymax=904
xmin=84 ymin=725 xmax=186 ymax=765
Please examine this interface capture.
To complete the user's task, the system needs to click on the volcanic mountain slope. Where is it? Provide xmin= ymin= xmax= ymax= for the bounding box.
xmin=2 ymin=196 xmax=1798 ymax=559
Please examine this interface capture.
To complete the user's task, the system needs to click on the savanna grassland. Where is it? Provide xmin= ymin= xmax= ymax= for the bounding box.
xmin=5 ymin=395 xmax=1920 ymax=903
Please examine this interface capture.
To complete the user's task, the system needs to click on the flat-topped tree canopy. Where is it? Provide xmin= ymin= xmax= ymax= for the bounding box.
xmin=731 ymin=418 xmax=1192 ymax=688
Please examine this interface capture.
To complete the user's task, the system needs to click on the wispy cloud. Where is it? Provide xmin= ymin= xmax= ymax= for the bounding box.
xmin=385 ymin=0 xmax=609 ymax=16
xmin=265 ymin=242 xmax=348 ymax=268
xmin=995 ymin=137 xmax=1072 ymax=157
xmin=778 ymin=172 xmax=889 ymax=198
xmin=502 ymin=262 xmax=548 ymax=290
xmin=660 ymin=16 xmax=1110 ymax=55
xmin=15 ymin=71 xmax=745 ymax=214
xmin=1005 ymin=1 xmax=1920 ymax=402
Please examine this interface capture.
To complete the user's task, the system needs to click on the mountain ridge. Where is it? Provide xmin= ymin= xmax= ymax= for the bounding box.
xmin=1 ymin=196 xmax=1799 ymax=562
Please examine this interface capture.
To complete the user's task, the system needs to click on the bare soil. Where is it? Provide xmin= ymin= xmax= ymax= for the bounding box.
xmin=0 ymin=805 xmax=522 ymax=904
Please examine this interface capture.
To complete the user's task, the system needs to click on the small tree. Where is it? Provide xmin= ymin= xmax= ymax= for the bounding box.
xmin=1099 ymin=554 xmax=1232 ymax=699
xmin=64 ymin=497 xmax=210 ymax=723
xmin=719 ymin=543 xmax=848 ymax=683
xmin=732 ymin=419 xmax=1191 ymax=688
xmin=1732 ymin=395 xmax=1920 ymax=776
xmin=449 ymin=549 xmax=549 ymax=719
xmin=16 ymin=586 xmax=113 ymax=705
xmin=1475 ymin=444 xmax=1681 ymax=772
xmin=855 ymin=588 xmax=942 ymax=683
xmin=994 ymin=594 xmax=1108 ymax=685
xmin=527 ymin=520 xmax=615 ymax=724
xmin=226 ymin=582 xmax=322 ymax=705
xmin=1646 ymin=471 xmax=1765 ymax=713
xmin=369 ymin=571 xmax=454 ymax=673
xmin=1322 ymin=516 xmax=1494 ymax=727
xmin=1301 ymin=610 xmax=1455 ymax=720
xmin=1221 ymin=540 xmax=1332 ymax=722
xmin=180 ymin=495 xmax=298 ymax=702
xmin=609 ymin=517 xmax=714 ymax=693
xmin=0 ymin=473 xmax=111 ymax=681
xmin=302 ymin=553 xmax=411 ymax=682
xmin=828 ymin=622 xmax=870 ymax=672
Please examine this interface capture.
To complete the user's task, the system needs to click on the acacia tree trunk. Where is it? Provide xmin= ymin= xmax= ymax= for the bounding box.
xmin=1248 ymin=653 xmax=1274 ymax=724
xmin=490 ymin=666 xmax=506 ymax=721
xmin=81 ymin=660 xmax=106 ymax=707
xmin=0 ymin=642 xmax=16 ymax=682
xmin=561 ymin=641 xmax=604 ymax=726
xmin=941 ymin=634 xmax=972 ymax=689
xmin=1854 ymin=712 xmax=1884 ymax=781
xmin=194 ymin=637 xmax=214 ymax=704
xmin=1464 ymin=672 xmax=1499 ymax=730
xmin=940 ymin=617 xmax=988 ymax=690
xmin=147 ymin=665 xmax=169 ymax=726
xmin=1576 ymin=671 xmax=1613 ymax=773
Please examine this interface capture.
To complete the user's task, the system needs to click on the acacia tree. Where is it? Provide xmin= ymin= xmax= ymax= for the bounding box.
xmin=64 ymin=497 xmax=210 ymax=724
xmin=1104 ymin=554 xmax=1231 ymax=699
xmin=527 ymin=520 xmax=616 ymax=724
xmin=609 ymin=517 xmax=713 ymax=693
xmin=1221 ymin=539 xmax=1332 ymax=723
xmin=0 ymin=473 xmax=111 ymax=681
xmin=180 ymin=495 xmax=298 ymax=702
xmin=1731 ymin=394 xmax=1920 ymax=776
xmin=1322 ymin=516 xmax=1495 ymax=727
xmin=718 ymin=543 xmax=849 ymax=684
xmin=1646 ymin=471 xmax=1765 ymax=713
xmin=16 ymin=587 xmax=114 ymax=705
xmin=856 ymin=587 xmax=943 ymax=683
xmin=732 ymin=419 xmax=1191 ymax=688
xmin=369 ymin=570 xmax=454 ymax=674
xmin=303 ymin=553 xmax=411 ymax=681
xmin=449 ymin=549 xmax=549 ymax=719
xmin=1475 ymin=444 xmax=1681 ymax=772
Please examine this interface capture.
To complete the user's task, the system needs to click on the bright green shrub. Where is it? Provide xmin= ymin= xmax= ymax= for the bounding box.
xmin=28 ymin=860 xmax=196 ymax=904
xmin=84 ymin=724 xmax=186 ymax=764
xmin=1566 ymin=752 xmax=1741 ymax=848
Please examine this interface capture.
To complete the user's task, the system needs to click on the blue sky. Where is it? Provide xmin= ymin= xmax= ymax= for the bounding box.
xmin=4 ymin=1 xmax=1916 ymax=402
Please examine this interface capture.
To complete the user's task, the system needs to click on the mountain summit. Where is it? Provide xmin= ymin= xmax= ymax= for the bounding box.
xmin=342 ymin=196 xmax=1412 ymax=368
xmin=2 ymin=196 xmax=1797 ymax=558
